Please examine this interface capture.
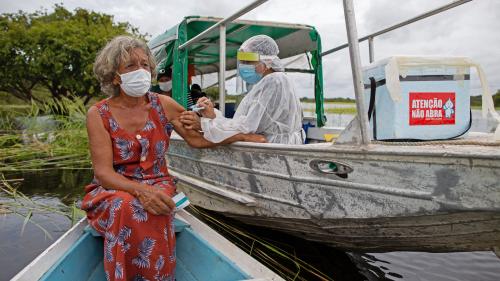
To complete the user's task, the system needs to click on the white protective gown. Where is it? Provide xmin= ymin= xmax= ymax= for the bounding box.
xmin=201 ymin=72 xmax=304 ymax=144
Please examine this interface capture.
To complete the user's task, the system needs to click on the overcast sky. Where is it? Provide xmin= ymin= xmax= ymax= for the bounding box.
xmin=1 ymin=0 xmax=499 ymax=98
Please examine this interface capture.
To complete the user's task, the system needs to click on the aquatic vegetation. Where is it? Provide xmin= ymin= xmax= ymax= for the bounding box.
xmin=0 ymin=96 xmax=92 ymax=171
xmin=188 ymin=205 xmax=333 ymax=281
xmin=0 ymin=174 xmax=85 ymax=239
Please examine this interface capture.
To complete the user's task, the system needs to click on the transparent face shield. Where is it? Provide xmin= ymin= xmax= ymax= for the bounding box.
xmin=235 ymin=75 xmax=246 ymax=94
xmin=234 ymin=52 xmax=262 ymax=107
xmin=236 ymin=51 xmax=260 ymax=77
xmin=238 ymin=51 xmax=271 ymax=88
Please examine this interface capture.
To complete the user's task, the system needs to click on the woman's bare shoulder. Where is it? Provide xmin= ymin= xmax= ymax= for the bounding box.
xmin=157 ymin=94 xmax=184 ymax=114
xmin=86 ymin=98 xmax=109 ymax=117
xmin=87 ymin=105 xmax=100 ymax=119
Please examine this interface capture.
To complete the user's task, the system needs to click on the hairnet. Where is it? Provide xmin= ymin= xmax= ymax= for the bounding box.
xmin=239 ymin=35 xmax=284 ymax=72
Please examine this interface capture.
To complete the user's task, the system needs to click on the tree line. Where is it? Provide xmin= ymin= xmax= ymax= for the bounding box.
xmin=0 ymin=4 xmax=142 ymax=104
xmin=470 ymin=91 xmax=500 ymax=108
xmin=2 ymin=5 xmax=499 ymax=108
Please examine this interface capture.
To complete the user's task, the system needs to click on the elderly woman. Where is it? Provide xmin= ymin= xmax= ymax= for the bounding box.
xmin=180 ymin=35 xmax=304 ymax=144
xmin=81 ymin=36 xmax=264 ymax=281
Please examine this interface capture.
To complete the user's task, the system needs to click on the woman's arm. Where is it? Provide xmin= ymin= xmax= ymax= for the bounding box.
xmin=180 ymin=85 xmax=273 ymax=144
xmin=158 ymin=95 xmax=266 ymax=148
xmin=86 ymin=106 xmax=174 ymax=215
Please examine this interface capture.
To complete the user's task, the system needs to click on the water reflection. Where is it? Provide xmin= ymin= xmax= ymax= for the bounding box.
xmin=0 ymin=169 xmax=91 ymax=281
xmin=0 ymin=205 xmax=70 ymax=280
xmin=7 ymin=169 xmax=91 ymax=202
xmin=349 ymin=251 xmax=500 ymax=281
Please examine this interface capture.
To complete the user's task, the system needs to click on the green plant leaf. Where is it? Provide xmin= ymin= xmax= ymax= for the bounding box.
xmin=20 ymin=210 xmax=33 ymax=236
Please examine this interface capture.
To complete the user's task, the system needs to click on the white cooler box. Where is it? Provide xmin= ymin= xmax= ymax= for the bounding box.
xmin=362 ymin=56 xmax=472 ymax=141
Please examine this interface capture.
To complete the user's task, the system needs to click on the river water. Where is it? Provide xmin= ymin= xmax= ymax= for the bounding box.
xmin=1 ymin=168 xmax=499 ymax=281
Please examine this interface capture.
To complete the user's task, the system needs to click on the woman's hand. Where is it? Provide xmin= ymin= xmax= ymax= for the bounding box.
xmin=180 ymin=111 xmax=202 ymax=131
xmin=134 ymin=185 xmax=175 ymax=215
xmin=196 ymin=97 xmax=216 ymax=119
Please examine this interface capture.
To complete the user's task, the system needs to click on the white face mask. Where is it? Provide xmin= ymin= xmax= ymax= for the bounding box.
xmin=119 ymin=69 xmax=151 ymax=97
xmin=158 ymin=81 xmax=172 ymax=92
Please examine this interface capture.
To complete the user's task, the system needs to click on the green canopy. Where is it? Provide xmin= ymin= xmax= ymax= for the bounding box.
xmin=148 ymin=16 xmax=325 ymax=126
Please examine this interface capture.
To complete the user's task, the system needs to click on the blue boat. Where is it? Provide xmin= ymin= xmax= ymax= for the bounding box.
xmin=12 ymin=210 xmax=283 ymax=281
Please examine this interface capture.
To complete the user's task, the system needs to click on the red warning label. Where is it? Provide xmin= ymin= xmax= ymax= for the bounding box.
xmin=409 ymin=92 xmax=456 ymax=126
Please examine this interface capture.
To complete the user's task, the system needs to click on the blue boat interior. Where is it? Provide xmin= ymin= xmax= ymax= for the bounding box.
xmin=39 ymin=219 xmax=251 ymax=281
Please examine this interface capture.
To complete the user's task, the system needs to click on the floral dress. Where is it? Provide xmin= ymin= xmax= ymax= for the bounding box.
xmin=81 ymin=92 xmax=176 ymax=281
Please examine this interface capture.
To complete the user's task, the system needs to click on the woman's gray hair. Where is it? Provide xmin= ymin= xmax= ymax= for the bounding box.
xmin=93 ymin=36 xmax=157 ymax=97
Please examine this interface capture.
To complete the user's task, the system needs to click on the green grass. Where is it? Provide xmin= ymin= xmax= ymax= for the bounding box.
xmin=301 ymin=101 xmax=357 ymax=114
xmin=303 ymin=106 xmax=357 ymax=115
xmin=0 ymin=105 xmax=31 ymax=109
xmin=470 ymin=105 xmax=500 ymax=110
xmin=301 ymin=97 xmax=356 ymax=104
xmin=0 ymin=96 xmax=91 ymax=171
xmin=302 ymin=101 xmax=356 ymax=105
xmin=0 ymin=86 xmax=55 ymax=105
xmin=323 ymin=100 xmax=355 ymax=104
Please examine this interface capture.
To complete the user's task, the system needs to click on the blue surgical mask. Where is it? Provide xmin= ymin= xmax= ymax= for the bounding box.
xmin=238 ymin=63 xmax=263 ymax=84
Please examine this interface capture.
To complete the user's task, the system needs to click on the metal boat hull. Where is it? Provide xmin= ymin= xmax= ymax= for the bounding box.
xmin=168 ymin=137 xmax=500 ymax=252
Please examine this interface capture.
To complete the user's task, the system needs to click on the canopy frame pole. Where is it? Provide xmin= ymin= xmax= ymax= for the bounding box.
xmin=368 ymin=37 xmax=374 ymax=63
xmin=322 ymin=0 xmax=472 ymax=57
xmin=343 ymin=0 xmax=371 ymax=145
xmin=219 ymin=24 xmax=226 ymax=116
xmin=177 ymin=0 xmax=268 ymax=116
xmin=178 ymin=0 xmax=268 ymax=51
xmin=204 ymin=53 xmax=307 ymax=89
xmin=193 ymin=25 xmax=251 ymax=54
